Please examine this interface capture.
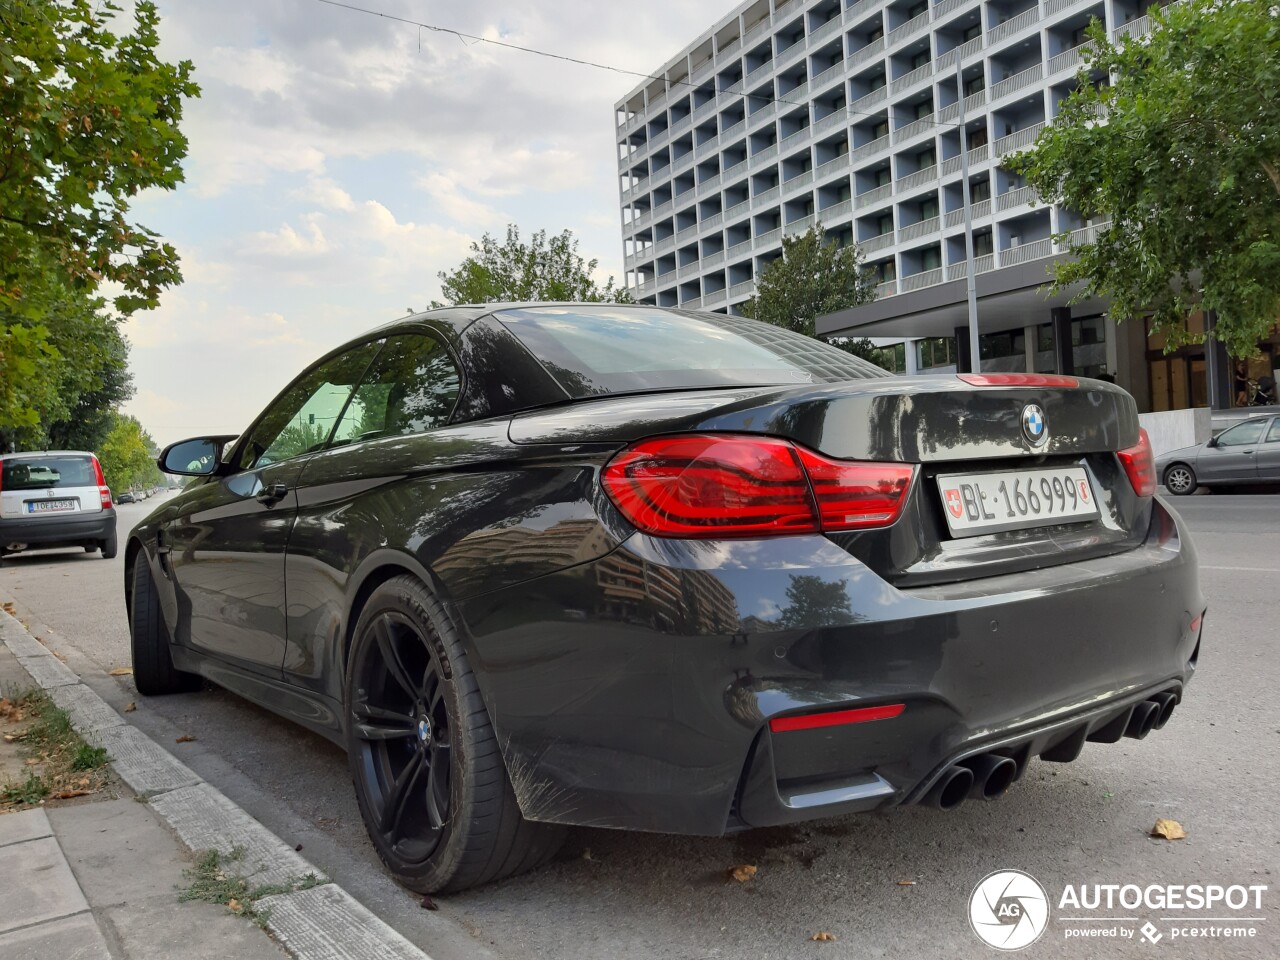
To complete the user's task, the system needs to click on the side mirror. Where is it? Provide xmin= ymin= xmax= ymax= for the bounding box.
xmin=157 ymin=436 xmax=238 ymax=477
xmin=1206 ymin=436 xmax=1218 ymax=448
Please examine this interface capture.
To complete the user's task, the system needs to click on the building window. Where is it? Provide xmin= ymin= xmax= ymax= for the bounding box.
xmin=911 ymin=49 xmax=931 ymax=70
xmin=873 ymin=119 xmax=890 ymax=139
xmin=968 ymin=128 xmax=989 ymax=149
xmin=876 ymin=211 xmax=894 ymax=235
xmin=964 ymin=74 xmax=985 ymax=96
xmin=908 ymin=0 xmax=928 ymax=17
xmin=875 ymin=166 xmax=892 ymax=187
xmin=921 ymin=246 xmax=942 ymax=271
xmin=914 ymin=100 xmax=932 ymax=120
xmin=972 ymin=179 xmax=991 ymax=203
xmin=974 ymin=229 xmax=994 ymax=256
xmin=870 ymin=72 xmax=887 ymax=90
xmin=917 ymin=146 xmax=937 ymax=168
xmin=869 ymin=342 xmax=907 ymax=373
xmin=917 ymin=337 xmax=957 ymax=369
xmin=920 ymin=197 xmax=939 ymax=220
xmin=962 ymin=22 xmax=982 ymax=42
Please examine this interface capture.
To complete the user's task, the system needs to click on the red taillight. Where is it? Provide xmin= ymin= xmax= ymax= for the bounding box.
xmin=92 ymin=456 xmax=112 ymax=508
xmin=601 ymin=434 xmax=915 ymax=539
xmin=1117 ymin=428 xmax=1156 ymax=497
xmin=794 ymin=447 xmax=915 ymax=531
xmin=957 ymin=373 xmax=1080 ymax=388
xmin=770 ymin=703 xmax=905 ymax=733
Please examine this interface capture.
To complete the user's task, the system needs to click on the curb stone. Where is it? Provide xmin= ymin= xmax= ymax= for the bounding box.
xmin=0 ymin=608 xmax=433 ymax=960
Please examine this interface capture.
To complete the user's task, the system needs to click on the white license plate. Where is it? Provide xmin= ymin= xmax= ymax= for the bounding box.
xmin=26 ymin=499 xmax=76 ymax=514
xmin=936 ymin=467 xmax=1098 ymax=537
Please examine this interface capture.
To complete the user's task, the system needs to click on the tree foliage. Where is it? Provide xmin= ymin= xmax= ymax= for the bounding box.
xmin=0 ymin=267 xmax=133 ymax=451
xmin=1007 ymin=0 xmax=1280 ymax=358
xmin=97 ymin=413 xmax=162 ymax=493
xmin=0 ymin=0 xmax=193 ymax=449
xmin=740 ymin=225 xmax=878 ymax=351
xmin=1 ymin=0 xmax=199 ymax=317
xmin=433 ymin=226 xmax=632 ymax=306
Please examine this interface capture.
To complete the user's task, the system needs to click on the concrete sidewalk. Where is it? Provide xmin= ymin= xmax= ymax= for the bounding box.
xmin=0 ymin=607 xmax=432 ymax=960
xmin=0 ymin=802 xmax=286 ymax=960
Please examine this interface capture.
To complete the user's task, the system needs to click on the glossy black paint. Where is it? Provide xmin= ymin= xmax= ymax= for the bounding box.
xmin=127 ymin=304 xmax=1202 ymax=838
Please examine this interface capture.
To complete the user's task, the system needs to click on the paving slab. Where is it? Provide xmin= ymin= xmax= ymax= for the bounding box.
xmin=260 ymin=883 xmax=427 ymax=960
xmin=81 ymin=723 xmax=202 ymax=797
xmin=50 ymin=682 xmax=126 ymax=735
xmin=149 ymin=782 xmax=324 ymax=888
xmin=0 ymin=808 xmax=50 ymax=848
xmin=0 ymin=911 xmax=111 ymax=960
xmin=0 ymin=836 xmax=89 ymax=934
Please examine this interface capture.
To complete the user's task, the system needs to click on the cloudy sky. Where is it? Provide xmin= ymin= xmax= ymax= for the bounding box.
xmin=124 ymin=0 xmax=723 ymax=445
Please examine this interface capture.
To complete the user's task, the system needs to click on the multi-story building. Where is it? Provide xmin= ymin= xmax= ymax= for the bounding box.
xmin=611 ymin=0 xmax=1258 ymax=414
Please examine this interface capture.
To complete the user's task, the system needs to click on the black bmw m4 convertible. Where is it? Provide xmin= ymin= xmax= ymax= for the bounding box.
xmin=128 ymin=304 xmax=1204 ymax=892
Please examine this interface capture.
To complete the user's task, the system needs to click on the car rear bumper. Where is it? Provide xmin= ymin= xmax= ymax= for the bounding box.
xmin=457 ymin=498 xmax=1203 ymax=835
xmin=0 ymin=511 xmax=116 ymax=549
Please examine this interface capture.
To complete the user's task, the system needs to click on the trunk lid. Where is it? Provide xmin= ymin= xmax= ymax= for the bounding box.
xmin=511 ymin=375 xmax=1149 ymax=586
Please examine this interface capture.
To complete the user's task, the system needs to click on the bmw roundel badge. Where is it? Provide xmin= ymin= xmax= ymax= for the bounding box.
xmin=1021 ymin=403 xmax=1048 ymax=447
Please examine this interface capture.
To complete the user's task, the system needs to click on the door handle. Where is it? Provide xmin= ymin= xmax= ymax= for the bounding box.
xmin=256 ymin=482 xmax=289 ymax=505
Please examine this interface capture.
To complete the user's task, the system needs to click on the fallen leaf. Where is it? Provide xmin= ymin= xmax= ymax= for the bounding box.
xmin=897 ymin=880 xmax=917 ymax=886
xmin=175 ymin=735 xmax=196 ymax=743
xmin=0 ymin=698 xmax=22 ymax=721
xmin=25 ymin=757 xmax=39 ymax=765
xmin=123 ymin=702 xmax=136 ymax=713
xmin=109 ymin=667 xmax=133 ymax=676
xmin=227 ymin=898 xmax=242 ymax=913
xmin=810 ymin=931 xmax=837 ymax=942
xmin=51 ymin=789 xmax=91 ymax=799
xmin=582 ymin=847 xmax=593 ymax=861
xmin=728 ymin=864 xmax=758 ymax=883
xmin=1151 ymin=818 xmax=1186 ymax=840
xmin=420 ymin=894 xmax=438 ymax=911
xmin=52 ymin=650 xmax=66 ymax=662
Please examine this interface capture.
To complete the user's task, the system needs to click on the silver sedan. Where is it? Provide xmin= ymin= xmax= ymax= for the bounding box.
xmin=1156 ymin=416 xmax=1280 ymax=495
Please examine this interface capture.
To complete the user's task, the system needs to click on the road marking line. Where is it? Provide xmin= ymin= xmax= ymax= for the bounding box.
xmin=1200 ymin=565 xmax=1280 ymax=573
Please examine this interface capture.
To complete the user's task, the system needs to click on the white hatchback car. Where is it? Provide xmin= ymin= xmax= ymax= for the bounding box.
xmin=0 ymin=451 xmax=118 ymax=560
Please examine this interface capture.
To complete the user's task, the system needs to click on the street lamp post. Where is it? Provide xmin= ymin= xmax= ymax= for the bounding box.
xmin=956 ymin=60 xmax=982 ymax=374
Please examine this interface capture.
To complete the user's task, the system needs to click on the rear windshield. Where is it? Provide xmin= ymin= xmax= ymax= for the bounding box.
xmin=1 ymin=456 xmax=96 ymax=490
xmin=494 ymin=306 xmax=886 ymax=397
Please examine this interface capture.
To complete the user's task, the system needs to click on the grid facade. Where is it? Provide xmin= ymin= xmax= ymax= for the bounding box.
xmin=614 ymin=0 xmax=1165 ymax=312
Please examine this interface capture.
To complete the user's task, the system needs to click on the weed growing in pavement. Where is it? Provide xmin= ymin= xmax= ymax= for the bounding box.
xmin=0 ymin=688 xmax=111 ymax=810
xmin=179 ymin=847 xmax=323 ymax=927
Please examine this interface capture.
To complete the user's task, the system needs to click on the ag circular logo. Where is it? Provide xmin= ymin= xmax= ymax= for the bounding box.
xmin=1021 ymin=404 xmax=1048 ymax=447
xmin=969 ymin=869 xmax=1050 ymax=951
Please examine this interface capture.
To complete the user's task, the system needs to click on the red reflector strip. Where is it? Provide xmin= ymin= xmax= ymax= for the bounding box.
xmin=1190 ymin=614 xmax=1203 ymax=633
xmin=957 ymin=373 xmax=1080 ymax=388
xmin=769 ymin=703 xmax=905 ymax=733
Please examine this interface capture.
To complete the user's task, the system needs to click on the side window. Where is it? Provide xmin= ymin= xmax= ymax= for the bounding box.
xmin=331 ymin=334 xmax=461 ymax=446
xmin=1267 ymin=420 xmax=1280 ymax=443
xmin=1215 ymin=420 xmax=1264 ymax=447
xmin=237 ymin=341 xmax=382 ymax=470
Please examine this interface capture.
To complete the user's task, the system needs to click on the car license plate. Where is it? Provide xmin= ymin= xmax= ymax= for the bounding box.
xmin=26 ymin=499 xmax=76 ymax=514
xmin=936 ymin=467 xmax=1098 ymax=537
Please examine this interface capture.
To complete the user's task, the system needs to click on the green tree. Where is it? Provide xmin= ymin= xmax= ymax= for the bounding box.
xmin=433 ymin=226 xmax=633 ymax=305
xmin=777 ymin=574 xmax=856 ymax=629
xmin=1006 ymin=0 xmax=1280 ymax=358
xmin=0 ymin=0 xmax=196 ymax=440
xmin=740 ymin=225 xmax=878 ymax=346
xmin=97 ymin=414 xmax=154 ymax=493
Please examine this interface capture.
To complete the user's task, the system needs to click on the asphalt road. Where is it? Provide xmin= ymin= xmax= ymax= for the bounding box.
xmin=2 ymin=491 xmax=1277 ymax=959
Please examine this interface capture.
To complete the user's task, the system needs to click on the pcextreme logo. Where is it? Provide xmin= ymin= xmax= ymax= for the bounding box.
xmin=969 ymin=870 xmax=1269 ymax=949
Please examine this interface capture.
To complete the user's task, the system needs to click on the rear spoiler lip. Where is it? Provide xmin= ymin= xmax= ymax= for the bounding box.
xmin=957 ymin=374 xmax=1080 ymax=388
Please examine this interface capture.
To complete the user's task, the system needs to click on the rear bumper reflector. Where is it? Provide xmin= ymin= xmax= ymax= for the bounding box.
xmin=769 ymin=703 xmax=905 ymax=733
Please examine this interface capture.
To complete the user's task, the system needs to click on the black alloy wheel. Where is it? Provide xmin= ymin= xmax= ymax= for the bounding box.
xmin=345 ymin=576 xmax=565 ymax=893
xmin=349 ymin=610 xmax=453 ymax=864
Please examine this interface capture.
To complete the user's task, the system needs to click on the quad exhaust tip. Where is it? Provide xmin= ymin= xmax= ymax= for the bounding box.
xmin=923 ymin=690 xmax=1179 ymax=810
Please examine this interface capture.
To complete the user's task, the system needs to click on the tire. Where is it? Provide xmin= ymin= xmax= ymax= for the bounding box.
xmin=344 ymin=575 xmax=565 ymax=894
xmin=1163 ymin=463 xmax=1197 ymax=496
xmin=129 ymin=553 xmax=201 ymax=695
xmin=100 ymin=530 xmax=118 ymax=560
